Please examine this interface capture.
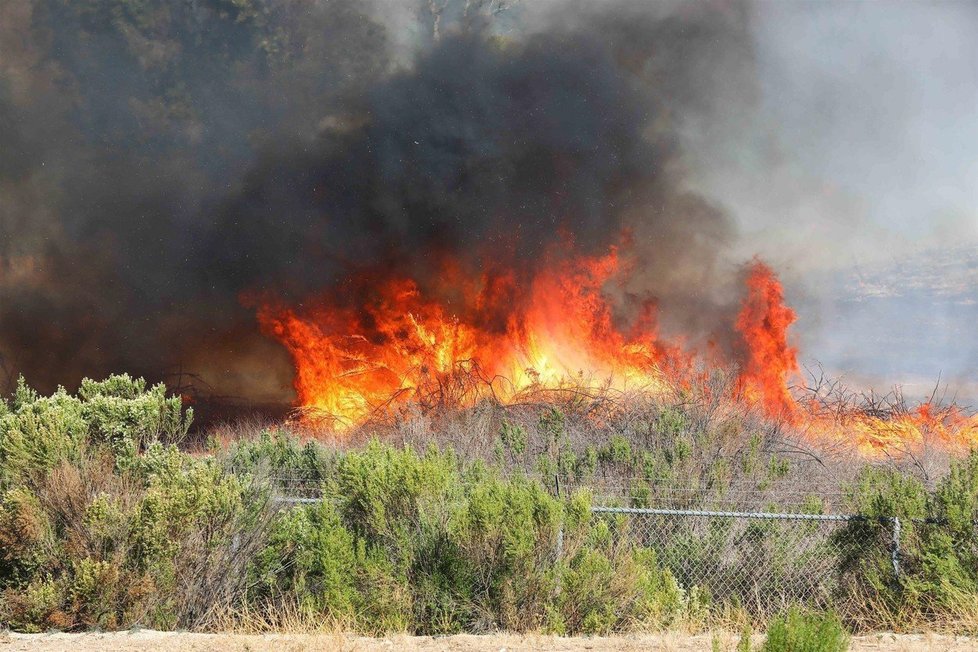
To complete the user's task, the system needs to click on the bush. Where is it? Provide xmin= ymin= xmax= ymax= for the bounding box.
xmin=244 ymin=441 xmax=685 ymax=634
xmin=0 ymin=375 xmax=265 ymax=631
xmin=0 ymin=374 xmax=191 ymax=489
xmin=249 ymin=499 xmax=359 ymax=617
xmin=837 ymin=451 xmax=978 ymax=624
xmin=323 ymin=443 xmax=670 ymax=633
xmin=5 ymin=372 xmax=978 ymax=635
xmin=762 ymin=608 xmax=849 ymax=652
xmin=225 ymin=429 xmax=332 ymax=488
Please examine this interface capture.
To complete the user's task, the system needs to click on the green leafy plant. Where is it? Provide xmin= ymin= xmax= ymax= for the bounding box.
xmin=762 ymin=608 xmax=848 ymax=652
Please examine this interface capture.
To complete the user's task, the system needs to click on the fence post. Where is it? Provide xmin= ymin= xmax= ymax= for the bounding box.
xmin=554 ymin=474 xmax=564 ymax=561
xmin=890 ymin=516 xmax=901 ymax=580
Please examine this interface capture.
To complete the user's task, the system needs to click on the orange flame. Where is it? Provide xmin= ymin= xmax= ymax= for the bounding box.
xmin=255 ymin=248 xmax=978 ymax=454
xmin=735 ymin=259 xmax=800 ymax=423
xmin=256 ymin=245 xmax=695 ymax=429
xmin=802 ymin=398 xmax=978 ymax=456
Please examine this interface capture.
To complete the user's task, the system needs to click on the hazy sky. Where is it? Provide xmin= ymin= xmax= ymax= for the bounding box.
xmin=687 ymin=1 xmax=977 ymax=267
xmin=759 ymin=1 xmax=975 ymax=239
xmin=724 ymin=0 xmax=978 ymax=395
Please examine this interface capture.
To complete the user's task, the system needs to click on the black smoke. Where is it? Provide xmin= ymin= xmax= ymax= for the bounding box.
xmin=0 ymin=0 xmax=755 ymax=403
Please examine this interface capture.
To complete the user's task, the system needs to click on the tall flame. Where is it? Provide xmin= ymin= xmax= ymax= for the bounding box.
xmin=735 ymin=259 xmax=800 ymax=422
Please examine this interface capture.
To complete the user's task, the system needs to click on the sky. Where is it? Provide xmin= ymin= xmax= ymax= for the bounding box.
xmin=697 ymin=0 xmax=978 ymax=398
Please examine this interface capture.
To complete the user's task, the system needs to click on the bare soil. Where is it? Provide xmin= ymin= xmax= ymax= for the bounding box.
xmin=2 ymin=631 xmax=977 ymax=652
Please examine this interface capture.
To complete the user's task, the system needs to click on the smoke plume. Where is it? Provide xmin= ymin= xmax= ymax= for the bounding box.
xmin=0 ymin=0 xmax=757 ymax=404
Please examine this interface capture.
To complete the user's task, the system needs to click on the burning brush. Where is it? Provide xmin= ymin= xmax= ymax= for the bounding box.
xmin=255 ymin=249 xmax=786 ymax=429
xmin=255 ymin=252 xmax=978 ymax=456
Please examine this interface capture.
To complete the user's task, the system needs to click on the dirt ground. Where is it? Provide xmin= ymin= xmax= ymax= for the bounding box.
xmin=2 ymin=631 xmax=977 ymax=652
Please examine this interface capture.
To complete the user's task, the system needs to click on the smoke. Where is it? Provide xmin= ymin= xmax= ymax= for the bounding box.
xmin=0 ymin=0 xmax=392 ymax=398
xmin=686 ymin=1 xmax=978 ymax=396
xmin=0 ymin=0 xmax=762 ymax=403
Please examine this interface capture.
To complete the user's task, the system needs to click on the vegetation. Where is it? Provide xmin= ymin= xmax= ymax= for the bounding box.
xmin=0 ymin=375 xmax=975 ymax=637
xmin=761 ymin=608 xmax=849 ymax=652
xmin=0 ymin=375 xmax=685 ymax=633
xmin=834 ymin=457 xmax=978 ymax=629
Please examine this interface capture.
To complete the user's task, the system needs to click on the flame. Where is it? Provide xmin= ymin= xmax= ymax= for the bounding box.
xmin=256 ymin=245 xmax=693 ymax=429
xmin=735 ymin=259 xmax=800 ymax=423
xmin=810 ymin=403 xmax=978 ymax=457
xmin=255 ymin=248 xmax=978 ymax=454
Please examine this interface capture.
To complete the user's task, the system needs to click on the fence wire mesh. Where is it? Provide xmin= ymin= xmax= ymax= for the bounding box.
xmin=264 ymin=472 xmax=976 ymax=621
xmin=591 ymin=506 xmax=893 ymax=617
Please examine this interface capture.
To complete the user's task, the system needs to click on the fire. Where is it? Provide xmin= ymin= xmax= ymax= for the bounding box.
xmin=255 ymin=248 xmax=978 ymax=454
xmin=805 ymin=403 xmax=978 ymax=456
xmin=256 ymin=245 xmax=690 ymax=429
xmin=735 ymin=259 xmax=800 ymax=423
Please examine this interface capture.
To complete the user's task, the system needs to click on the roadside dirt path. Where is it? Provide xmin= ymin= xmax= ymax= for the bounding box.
xmin=2 ymin=630 xmax=977 ymax=651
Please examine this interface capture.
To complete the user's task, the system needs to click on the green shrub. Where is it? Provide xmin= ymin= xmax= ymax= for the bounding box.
xmin=836 ymin=452 xmax=978 ymax=622
xmin=0 ymin=374 xmax=191 ymax=489
xmin=600 ymin=436 xmax=632 ymax=466
xmin=632 ymin=548 xmax=685 ymax=625
xmin=561 ymin=546 xmax=673 ymax=635
xmin=0 ymin=375 xmax=268 ymax=631
xmin=239 ymin=440 xmax=685 ymax=635
xmin=762 ymin=608 xmax=848 ymax=652
xmin=78 ymin=375 xmax=191 ymax=453
xmin=0 ymin=381 xmax=88 ymax=487
xmin=250 ymin=500 xmax=358 ymax=617
xmin=499 ymin=421 xmax=528 ymax=457
xmin=225 ymin=429 xmax=332 ymax=485
xmin=10 ymin=373 xmax=978 ymax=635
xmin=449 ymin=471 xmax=562 ymax=631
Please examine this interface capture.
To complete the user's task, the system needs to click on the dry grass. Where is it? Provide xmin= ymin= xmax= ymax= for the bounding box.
xmin=233 ymin=366 xmax=861 ymax=511
xmin=200 ymin=598 xmax=355 ymax=635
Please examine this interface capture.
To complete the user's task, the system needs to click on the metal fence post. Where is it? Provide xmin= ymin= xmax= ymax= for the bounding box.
xmin=890 ymin=516 xmax=901 ymax=580
xmin=554 ymin=474 xmax=564 ymax=561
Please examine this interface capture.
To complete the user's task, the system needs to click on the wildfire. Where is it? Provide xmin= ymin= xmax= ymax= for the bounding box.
xmin=256 ymin=245 xmax=689 ymax=429
xmin=799 ymin=397 xmax=978 ymax=456
xmin=255 ymin=250 xmax=978 ymax=454
xmin=735 ymin=260 xmax=800 ymax=423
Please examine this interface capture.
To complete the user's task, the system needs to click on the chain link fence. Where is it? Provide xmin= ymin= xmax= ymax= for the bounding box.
xmin=266 ymin=474 xmax=976 ymax=620
xmin=591 ymin=506 xmax=895 ymax=617
xmin=270 ymin=488 xmax=896 ymax=617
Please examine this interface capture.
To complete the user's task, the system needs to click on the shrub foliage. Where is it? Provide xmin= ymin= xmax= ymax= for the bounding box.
xmin=0 ymin=375 xmax=977 ymax=634
xmin=761 ymin=607 xmax=849 ymax=652
xmin=0 ymin=376 xmax=685 ymax=633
